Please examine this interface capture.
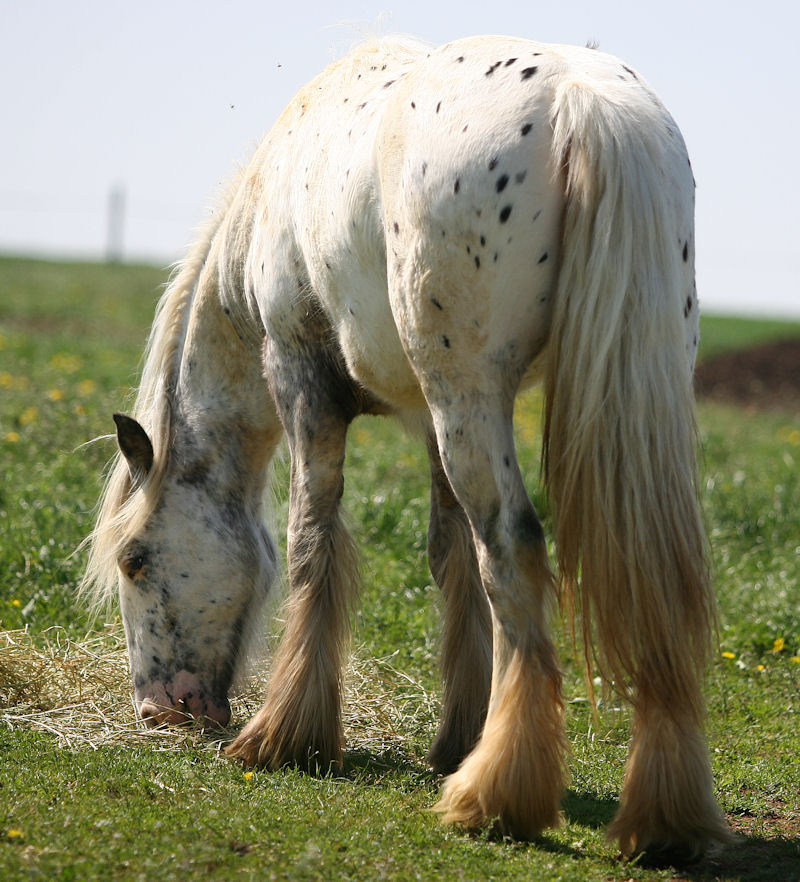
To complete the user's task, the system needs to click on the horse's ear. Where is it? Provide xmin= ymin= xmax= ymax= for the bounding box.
xmin=113 ymin=413 xmax=154 ymax=481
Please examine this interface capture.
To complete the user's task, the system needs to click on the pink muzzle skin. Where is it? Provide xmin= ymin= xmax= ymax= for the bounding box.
xmin=135 ymin=670 xmax=231 ymax=730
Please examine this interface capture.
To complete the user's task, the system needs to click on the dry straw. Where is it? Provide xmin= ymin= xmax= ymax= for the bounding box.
xmin=0 ymin=625 xmax=437 ymax=759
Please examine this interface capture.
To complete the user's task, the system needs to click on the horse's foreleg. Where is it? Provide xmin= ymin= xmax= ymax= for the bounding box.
xmin=425 ymin=433 xmax=492 ymax=774
xmin=227 ymin=356 xmax=358 ymax=772
xmin=428 ymin=405 xmax=567 ymax=839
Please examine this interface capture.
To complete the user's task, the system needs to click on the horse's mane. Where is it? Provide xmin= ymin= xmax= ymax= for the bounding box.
xmin=79 ymin=178 xmax=241 ymax=607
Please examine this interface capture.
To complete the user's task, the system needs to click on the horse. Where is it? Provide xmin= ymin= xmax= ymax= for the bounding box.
xmin=82 ymin=34 xmax=732 ymax=860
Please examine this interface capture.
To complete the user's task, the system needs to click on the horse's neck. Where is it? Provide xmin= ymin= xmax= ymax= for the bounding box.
xmin=172 ymin=258 xmax=280 ymax=494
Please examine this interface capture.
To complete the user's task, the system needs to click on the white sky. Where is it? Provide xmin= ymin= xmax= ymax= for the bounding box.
xmin=1 ymin=0 xmax=798 ymax=317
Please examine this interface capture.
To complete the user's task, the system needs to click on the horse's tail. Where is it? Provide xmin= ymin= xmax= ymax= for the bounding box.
xmin=543 ymin=71 xmax=714 ymax=710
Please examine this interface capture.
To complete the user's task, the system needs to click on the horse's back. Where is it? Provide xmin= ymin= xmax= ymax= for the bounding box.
xmin=249 ymin=36 xmax=684 ymax=411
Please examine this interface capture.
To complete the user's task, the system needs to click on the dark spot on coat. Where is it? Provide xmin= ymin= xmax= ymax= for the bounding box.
xmin=499 ymin=205 xmax=512 ymax=223
xmin=505 ymin=58 xmax=517 ymax=67
xmin=456 ymin=55 xmax=464 ymax=63
xmin=538 ymin=252 xmax=548 ymax=264
xmin=521 ymin=123 xmax=533 ymax=136
xmin=488 ymin=157 xmax=498 ymax=171
xmin=622 ymin=65 xmax=638 ymax=80
xmin=436 ymin=101 xmax=441 ymax=113
xmin=521 ymin=66 xmax=538 ymax=80
xmin=480 ymin=235 xmax=486 ymax=246
xmin=442 ymin=335 xmax=450 ymax=348
xmin=496 ymin=174 xmax=509 ymax=193
xmin=485 ymin=61 xmax=502 ymax=76
xmin=431 ymin=297 xmax=443 ymax=310
xmin=454 ymin=179 xmax=460 ymax=194
xmin=393 ymin=222 xmax=399 ymax=234
xmin=515 ymin=170 xmax=527 ymax=184
xmin=683 ymin=241 xmax=689 ymax=262
xmin=474 ymin=255 xmax=481 ymax=269
xmin=515 ymin=506 xmax=544 ymax=545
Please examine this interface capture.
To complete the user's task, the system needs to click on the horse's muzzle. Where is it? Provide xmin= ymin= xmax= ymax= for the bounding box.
xmin=135 ymin=670 xmax=231 ymax=730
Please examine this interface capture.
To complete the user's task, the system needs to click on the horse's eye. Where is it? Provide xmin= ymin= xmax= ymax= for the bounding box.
xmin=120 ymin=549 xmax=148 ymax=580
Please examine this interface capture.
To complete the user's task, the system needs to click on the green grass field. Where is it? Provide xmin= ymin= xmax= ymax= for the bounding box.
xmin=1 ymin=256 xmax=798 ymax=880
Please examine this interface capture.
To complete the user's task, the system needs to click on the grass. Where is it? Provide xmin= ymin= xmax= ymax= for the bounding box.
xmin=1 ymin=255 xmax=799 ymax=880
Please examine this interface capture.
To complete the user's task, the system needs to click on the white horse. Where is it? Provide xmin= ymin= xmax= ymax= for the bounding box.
xmin=83 ymin=35 xmax=732 ymax=860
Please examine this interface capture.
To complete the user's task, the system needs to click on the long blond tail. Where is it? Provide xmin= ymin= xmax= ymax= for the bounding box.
xmin=543 ymin=73 xmax=713 ymax=707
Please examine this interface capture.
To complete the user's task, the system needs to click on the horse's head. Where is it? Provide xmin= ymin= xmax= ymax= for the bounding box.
xmin=103 ymin=413 xmax=278 ymax=730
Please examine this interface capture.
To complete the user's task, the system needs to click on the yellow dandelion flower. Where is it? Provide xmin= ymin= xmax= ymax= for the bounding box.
xmin=7 ymin=829 xmax=23 ymax=839
xmin=756 ymin=664 xmax=766 ymax=672
xmin=777 ymin=426 xmax=800 ymax=446
xmin=5 ymin=431 xmax=20 ymax=443
xmin=50 ymin=352 xmax=83 ymax=373
xmin=48 ymin=388 xmax=65 ymax=401
xmin=721 ymin=651 xmax=735 ymax=659
xmin=11 ymin=599 xmax=21 ymax=608
xmin=772 ymin=637 xmax=786 ymax=653
xmin=77 ymin=378 xmax=96 ymax=396
xmin=790 ymin=656 xmax=800 ymax=664
xmin=19 ymin=406 xmax=39 ymax=426
xmin=243 ymin=771 xmax=254 ymax=782
xmin=74 ymin=403 xmax=87 ymax=416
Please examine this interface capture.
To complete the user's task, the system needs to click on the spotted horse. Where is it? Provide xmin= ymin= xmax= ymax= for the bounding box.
xmin=83 ymin=35 xmax=732 ymax=861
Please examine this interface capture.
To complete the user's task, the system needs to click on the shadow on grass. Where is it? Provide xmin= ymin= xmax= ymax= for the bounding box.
xmin=563 ymin=789 xmax=618 ymax=829
xmin=563 ymin=790 xmax=800 ymax=881
xmin=339 ymin=746 xmax=439 ymax=791
xmin=676 ymin=834 xmax=800 ymax=882
xmin=229 ymin=741 xmax=799 ymax=881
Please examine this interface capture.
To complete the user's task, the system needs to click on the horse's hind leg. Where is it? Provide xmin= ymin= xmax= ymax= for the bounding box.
xmin=426 ymin=399 xmax=567 ymax=838
xmin=227 ymin=339 xmax=361 ymax=772
xmin=425 ymin=433 xmax=492 ymax=774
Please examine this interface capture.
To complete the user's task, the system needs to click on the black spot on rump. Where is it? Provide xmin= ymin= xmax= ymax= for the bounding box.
xmin=474 ymin=255 xmax=481 ymax=269
xmin=538 ymin=252 xmax=548 ymax=264
xmin=442 ymin=335 xmax=450 ymax=348
xmin=454 ymin=179 xmax=460 ymax=194
xmin=521 ymin=123 xmax=532 ymax=136
xmin=683 ymin=241 xmax=689 ymax=262
xmin=505 ymin=58 xmax=517 ymax=66
xmin=496 ymin=174 xmax=509 ymax=193
xmin=521 ymin=66 xmax=538 ymax=80
xmin=499 ymin=205 xmax=512 ymax=223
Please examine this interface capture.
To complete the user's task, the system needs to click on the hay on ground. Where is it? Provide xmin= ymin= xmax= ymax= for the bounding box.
xmin=0 ymin=625 xmax=438 ymax=759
